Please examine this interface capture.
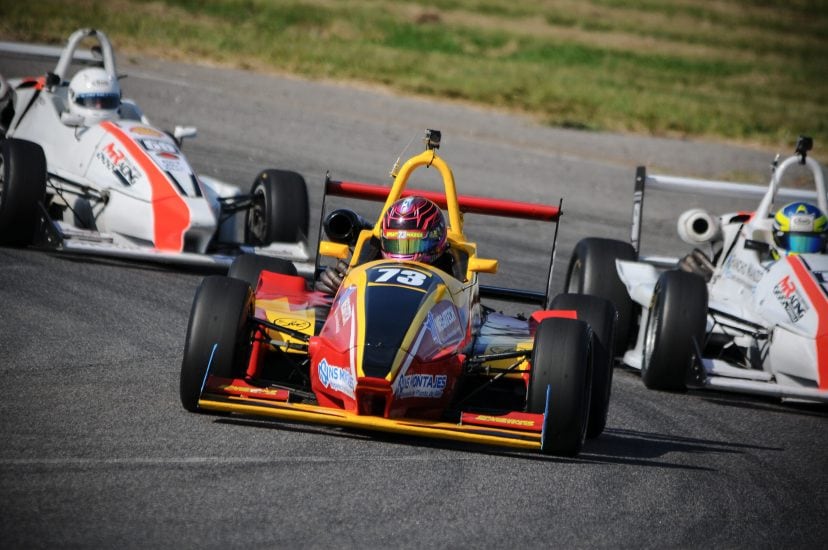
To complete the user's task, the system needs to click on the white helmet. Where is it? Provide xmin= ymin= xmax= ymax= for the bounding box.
xmin=68 ymin=67 xmax=120 ymax=124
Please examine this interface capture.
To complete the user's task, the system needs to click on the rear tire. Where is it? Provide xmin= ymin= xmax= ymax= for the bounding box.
xmin=528 ymin=317 xmax=593 ymax=457
xmin=245 ymin=169 xmax=309 ymax=245
xmin=228 ymin=253 xmax=298 ymax=288
xmin=549 ymin=293 xmax=616 ymax=439
xmin=0 ymin=138 xmax=47 ymax=246
xmin=180 ymin=276 xmax=254 ymax=412
xmin=565 ymin=237 xmax=636 ymax=354
xmin=641 ymin=270 xmax=707 ymax=391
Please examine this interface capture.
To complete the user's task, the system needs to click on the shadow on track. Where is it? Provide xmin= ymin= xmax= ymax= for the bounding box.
xmin=212 ymin=415 xmax=769 ymax=471
xmin=582 ymin=426 xmax=782 ymax=469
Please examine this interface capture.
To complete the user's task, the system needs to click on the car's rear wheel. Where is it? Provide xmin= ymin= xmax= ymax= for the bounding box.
xmin=641 ymin=270 xmax=707 ymax=391
xmin=528 ymin=317 xmax=593 ymax=457
xmin=565 ymin=237 xmax=636 ymax=355
xmin=180 ymin=276 xmax=254 ymax=412
xmin=245 ymin=169 xmax=309 ymax=245
xmin=0 ymin=138 xmax=46 ymax=246
xmin=228 ymin=253 xmax=298 ymax=288
xmin=549 ymin=293 xmax=616 ymax=439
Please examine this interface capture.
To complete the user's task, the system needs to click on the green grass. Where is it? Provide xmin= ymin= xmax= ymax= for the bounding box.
xmin=1 ymin=0 xmax=826 ymax=149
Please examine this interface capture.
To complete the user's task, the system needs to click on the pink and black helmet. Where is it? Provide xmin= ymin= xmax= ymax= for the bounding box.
xmin=380 ymin=196 xmax=447 ymax=263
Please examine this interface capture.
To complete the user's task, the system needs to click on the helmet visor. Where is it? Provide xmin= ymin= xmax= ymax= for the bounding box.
xmin=780 ymin=232 xmax=824 ymax=254
xmin=75 ymin=93 xmax=120 ymax=110
xmin=382 ymin=230 xmax=439 ymax=257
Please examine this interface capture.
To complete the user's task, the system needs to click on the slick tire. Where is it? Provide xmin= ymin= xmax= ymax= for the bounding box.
xmin=245 ymin=169 xmax=309 ymax=245
xmin=180 ymin=276 xmax=254 ymax=413
xmin=528 ymin=317 xmax=593 ymax=457
xmin=228 ymin=253 xmax=298 ymax=288
xmin=564 ymin=237 xmax=636 ymax=355
xmin=641 ymin=270 xmax=708 ymax=391
xmin=549 ymin=293 xmax=616 ymax=439
xmin=0 ymin=138 xmax=47 ymax=246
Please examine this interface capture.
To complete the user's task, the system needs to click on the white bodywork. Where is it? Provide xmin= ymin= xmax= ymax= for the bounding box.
xmin=619 ymin=152 xmax=828 ymax=403
xmin=0 ymin=29 xmax=311 ymax=273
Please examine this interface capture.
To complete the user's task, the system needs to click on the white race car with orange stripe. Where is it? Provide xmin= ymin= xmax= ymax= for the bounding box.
xmin=566 ymin=137 xmax=828 ymax=404
xmin=0 ymin=29 xmax=312 ymax=273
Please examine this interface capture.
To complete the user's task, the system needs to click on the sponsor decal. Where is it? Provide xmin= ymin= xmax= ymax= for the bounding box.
xmin=130 ymin=126 xmax=165 ymax=137
xmin=140 ymin=138 xmax=178 ymax=154
xmin=96 ymin=142 xmax=140 ymax=186
xmin=426 ymin=305 xmax=463 ymax=345
xmin=274 ymin=318 xmax=311 ymax=331
xmin=395 ymin=373 xmax=447 ymax=399
xmin=151 ymin=151 xmax=187 ymax=173
xmin=723 ymin=255 xmax=765 ymax=285
xmin=773 ymin=275 xmax=809 ymax=323
xmin=383 ymin=230 xmax=424 ymax=239
xmin=472 ymin=414 xmax=536 ymax=427
xmin=317 ymin=358 xmax=355 ymax=397
xmin=338 ymin=287 xmax=354 ymax=327
xmin=224 ymin=385 xmax=285 ymax=396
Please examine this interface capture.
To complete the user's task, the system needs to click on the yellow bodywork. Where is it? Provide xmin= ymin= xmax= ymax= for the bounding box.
xmin=198 ymin=395 xmax=543 ymax=451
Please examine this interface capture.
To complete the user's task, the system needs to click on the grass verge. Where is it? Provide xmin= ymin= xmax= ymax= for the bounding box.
xmin=1 ymin=0 xmax=826 ymax=149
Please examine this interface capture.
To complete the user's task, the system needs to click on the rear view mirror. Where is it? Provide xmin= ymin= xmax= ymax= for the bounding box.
xmin=468 ymin=257 xmax=498 ymax=274
xmin=319 ymin=241 xmax=350 ymax=260
xmin=173 ymin=125 xmax=197 ymax=141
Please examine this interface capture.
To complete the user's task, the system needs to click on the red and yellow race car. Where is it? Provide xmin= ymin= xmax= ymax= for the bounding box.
xmin=179 ymin=130 xmax=616 ymax=456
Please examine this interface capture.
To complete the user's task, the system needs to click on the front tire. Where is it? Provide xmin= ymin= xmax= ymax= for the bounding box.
xmin=641 ymin=270 xmax=707 ymax=391
xmin=528 ymin=317 xmax=593 ymax=457
xmin=245 ymin=169 xmax=309 ymax=245
xmin=180 ymin=276 xmax=254 ymax=412
xmin=565 ymin=237 xmax=636 ymax=354
xmin=549 ymin=293 xmax=616 ymax=439
xmin=0 ymin=138 xmax=47 ymax=246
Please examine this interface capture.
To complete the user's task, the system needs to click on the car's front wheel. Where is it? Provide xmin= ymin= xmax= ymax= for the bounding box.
xmin=0 ymin=138 xmax=47 ymax=246
xmin=528 ymin=317 xmax=593 ymax=457
xmin=245 ymin=169 xmax=309 ymax=245
xmin=564 ymin=237 xmax=636 ymax=354
xmin=179 ymin=276 xmax=254 ymax=412
xmin=549 ymin=293 xmax=616 ymax=439
xmin=641 ymin=270 xmax=707 ymax=391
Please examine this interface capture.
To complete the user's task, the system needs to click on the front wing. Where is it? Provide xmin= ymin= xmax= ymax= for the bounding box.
xmin=199 ymin=377 xmax=549 ymax=452
xmin=33 ymin=213 xmax=315 ymax=275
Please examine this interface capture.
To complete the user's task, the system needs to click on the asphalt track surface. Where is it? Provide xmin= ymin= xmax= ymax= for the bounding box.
xmin=1 ymin=51 xmax=826 ymax=549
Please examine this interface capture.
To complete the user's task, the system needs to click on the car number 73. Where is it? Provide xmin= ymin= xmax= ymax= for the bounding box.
xmin=375 ymin=268 xmax=429 ymax=286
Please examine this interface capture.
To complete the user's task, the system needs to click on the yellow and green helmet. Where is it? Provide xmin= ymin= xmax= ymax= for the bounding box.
xmin=772 ymin=202 xmax=828 ymax=254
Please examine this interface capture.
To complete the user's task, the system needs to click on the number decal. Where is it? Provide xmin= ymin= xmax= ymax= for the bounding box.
xmin=376 ymin=268 xmax=399 ymax=282
xmin=375 ymin=268 xmax=428 ymax=287
xmin=397 ymin=270 xmax=427 ymax=286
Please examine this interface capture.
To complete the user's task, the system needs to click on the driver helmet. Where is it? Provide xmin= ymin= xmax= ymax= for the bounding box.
xmin=380 ymin=196 xmax=447 ymax=263
xmin=67 ymin=67 xmax=121 ymax=124
xmin=772 ymin=201 xmax=828 ymax=255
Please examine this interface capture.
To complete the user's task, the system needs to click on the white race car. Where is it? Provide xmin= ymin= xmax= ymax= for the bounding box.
xmin=566 ymin=137 xmax=828 ymax=404
xmin=0 ymin=28 xmax=312 ymax=273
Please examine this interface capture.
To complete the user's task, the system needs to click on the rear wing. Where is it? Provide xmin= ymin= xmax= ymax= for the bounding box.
xmin=318 ymin=175 xmax=562 ymax=306
xmin=631 ymin=147 xmax=827 ymax=258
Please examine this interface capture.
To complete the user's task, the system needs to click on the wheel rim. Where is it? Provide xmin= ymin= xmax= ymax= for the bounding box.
xmin=247 ymin=187 xmax=267 ymax=243
xmin=566 ymin=259 xmax=582 ymax=293
xmin=642 ymin=287 xmax=661 ymax=370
